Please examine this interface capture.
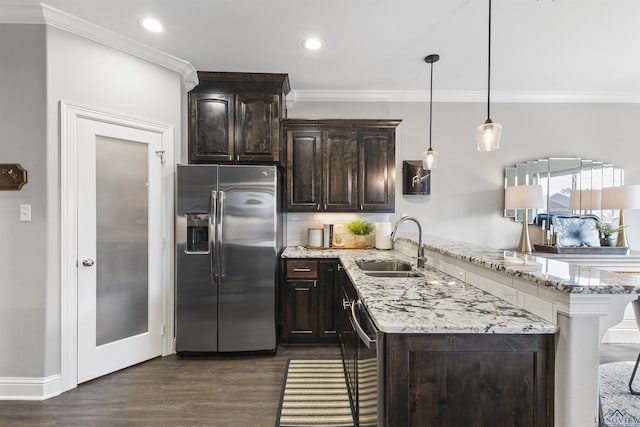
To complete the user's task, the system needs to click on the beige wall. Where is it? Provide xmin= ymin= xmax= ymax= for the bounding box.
xmin=0 ymin=24 xmax=47 ymax=378
xmin=288 ymin=101 xmax=640 ymax=250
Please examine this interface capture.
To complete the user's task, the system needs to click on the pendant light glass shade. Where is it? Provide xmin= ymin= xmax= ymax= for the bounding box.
xmin=477 ymin=0 xmax=501 ymax=152
xmin=422 ymin=54 xmax=439 ymax=170
xmin=476 ymin=119 xmax=502 ymax=151
xmin=422 ymin=148 xmax=438 ymax=170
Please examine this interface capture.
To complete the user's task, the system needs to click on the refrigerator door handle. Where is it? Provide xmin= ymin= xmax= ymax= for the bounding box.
xmin=210 ymin=190 xmax=218 ymax=284
xmin=218 ymin=190 xmax=225 ymax=281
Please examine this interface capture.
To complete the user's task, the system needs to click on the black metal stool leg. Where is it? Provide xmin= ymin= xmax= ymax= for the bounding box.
xmin=629 ymin=352 xmax=640 ymax=395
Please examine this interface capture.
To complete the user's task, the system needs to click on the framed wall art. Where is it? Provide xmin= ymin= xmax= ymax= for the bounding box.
xmin=0 ymin=163 xmax=27 ymax=190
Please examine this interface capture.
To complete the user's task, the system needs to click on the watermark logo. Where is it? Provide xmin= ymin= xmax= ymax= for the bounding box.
xmin=601 ymin=408 xmax=640 ymax=426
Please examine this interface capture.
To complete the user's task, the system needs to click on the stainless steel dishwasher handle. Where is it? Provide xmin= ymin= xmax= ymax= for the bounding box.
xmin=350 ymin=300 xmax=376 ymax=348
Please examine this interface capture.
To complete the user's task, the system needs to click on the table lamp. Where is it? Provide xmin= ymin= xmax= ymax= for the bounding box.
xmin=505 ymin=185 xmax=544 ymax=253
xmin=601 ymin=185 xmax=640 ymax=249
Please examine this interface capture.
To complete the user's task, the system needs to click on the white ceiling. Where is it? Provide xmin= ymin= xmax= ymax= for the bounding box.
xmin=16 ymin=0 xmax=640 ymax=101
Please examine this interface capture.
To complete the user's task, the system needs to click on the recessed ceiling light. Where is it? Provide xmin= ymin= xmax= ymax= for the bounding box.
xmin=140 ymin=18 xmax=164 ymax=33
xmin=302 ymin=38 xmax=322 ymax=50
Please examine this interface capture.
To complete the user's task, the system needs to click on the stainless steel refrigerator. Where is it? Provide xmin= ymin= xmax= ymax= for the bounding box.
xmin=175 ymin=164 xmax=282 ymax=353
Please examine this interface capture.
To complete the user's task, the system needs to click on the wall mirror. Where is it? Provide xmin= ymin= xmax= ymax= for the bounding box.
xmin=504 ymin=157 xmax=624 ymax=223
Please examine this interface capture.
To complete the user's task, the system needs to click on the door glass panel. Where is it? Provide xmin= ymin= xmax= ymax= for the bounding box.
xmin=95 ymin=136 xmax=148 ymax=346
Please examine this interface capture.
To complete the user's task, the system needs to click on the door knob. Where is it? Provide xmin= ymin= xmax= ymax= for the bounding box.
xmin=82 ymin=258 xmax=95 ymax=267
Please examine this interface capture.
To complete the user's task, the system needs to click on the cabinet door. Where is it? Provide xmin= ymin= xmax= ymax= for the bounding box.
xmin=324 ymin=129 xmax=359 ymax=211
xmin=286 ymin=130 xmax=323 ymax=211
xmin=189 ymin=92 xmax=235 ymax=163
xmin=282 ymin=280 xmax=317 ymax=340
xmin=317 ymin=260 xmax=338 ymax=340
xmin=235 ymin=93 xmax=280 ymax=162
xmin=359 ymin=129 xmax=395 ymax=212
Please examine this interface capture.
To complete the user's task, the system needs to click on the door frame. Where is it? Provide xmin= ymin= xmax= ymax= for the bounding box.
xmin=60 ymin=100 xmax=175 ymax=392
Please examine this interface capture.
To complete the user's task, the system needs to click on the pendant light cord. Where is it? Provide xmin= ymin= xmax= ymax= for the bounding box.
xmin=487 ymin=0 xmax=492 ymax=121
xmin=429 ymin=60 xmax=434 ymax=150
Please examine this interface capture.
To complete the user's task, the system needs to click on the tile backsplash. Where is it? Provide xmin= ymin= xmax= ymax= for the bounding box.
xmin=286 ymin=212 xmax=391 ymax=247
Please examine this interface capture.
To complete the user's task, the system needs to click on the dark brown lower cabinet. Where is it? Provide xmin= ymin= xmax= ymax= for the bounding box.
xmin=280 ymin=259 xmax=338 ymax=343
xmin=381 ymin=333 xmax=555 ymax=427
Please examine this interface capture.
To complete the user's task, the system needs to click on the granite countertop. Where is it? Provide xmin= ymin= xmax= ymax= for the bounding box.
xmin=282 ymin=246 xmax=558 ymax=335
xmin=421 ymin=235 xmax=640 ymax=295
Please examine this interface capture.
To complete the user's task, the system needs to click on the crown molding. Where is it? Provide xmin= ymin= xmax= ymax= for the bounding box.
xmin=291 ymin=89 xmax=640 ymax=104
xmin=0 ymin=2 xmax=198 ymax=90
xmin=0 ymin=2 xmax=45 ymax=23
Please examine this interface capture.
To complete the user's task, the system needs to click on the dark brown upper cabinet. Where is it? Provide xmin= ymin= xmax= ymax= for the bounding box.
xmin=284 ymin=119 xmax=400 ymax=212
xmin=188 ymin=72 xmax=290 ymax=164
xmin=324 ymin=129 xmax=359 ymax=211
xmin=359 ymin=129 xmax=395 ymax=211
xmin=286 ymin=130 xmax=322 ymax=210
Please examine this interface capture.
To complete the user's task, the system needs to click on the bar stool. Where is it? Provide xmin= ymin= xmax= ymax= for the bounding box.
xmin=628 ymin=298 xmax=640 ymax=395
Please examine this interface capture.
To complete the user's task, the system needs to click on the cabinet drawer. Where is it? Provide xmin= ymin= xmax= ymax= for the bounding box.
xmin=286 ymin=260 xmax=318 ymax=278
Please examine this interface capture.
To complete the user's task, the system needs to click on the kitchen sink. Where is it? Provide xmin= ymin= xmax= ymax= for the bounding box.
xmin=355 ymin=260 xmax=413 ymax=271
xmin=364 ymin=271 xmax=424 ymax=278
xmin=355 ymin=259 xmax=424 ymax=278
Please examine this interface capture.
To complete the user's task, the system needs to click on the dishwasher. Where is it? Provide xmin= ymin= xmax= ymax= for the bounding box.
xmin=349 ymin=300 xmax=378 ymax=427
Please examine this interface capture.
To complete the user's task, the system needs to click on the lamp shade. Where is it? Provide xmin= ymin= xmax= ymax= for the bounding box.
xmin=569 ymin=189 xmax=602 ymax=210
xmin=601 ymin=185 xmax=640 ymax=210
xmin=505 ymin=185 xmax=544 ymax=210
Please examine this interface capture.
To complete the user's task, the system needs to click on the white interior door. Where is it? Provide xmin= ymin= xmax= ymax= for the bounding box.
xmin=76 ymin=118 xmax=163 ymax=383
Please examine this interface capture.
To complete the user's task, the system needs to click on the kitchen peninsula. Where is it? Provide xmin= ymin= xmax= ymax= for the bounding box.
xmin=283 ymin=244 xmax=558 ymax=426
xmin=283 ymin=236 xmax=640 ymax=427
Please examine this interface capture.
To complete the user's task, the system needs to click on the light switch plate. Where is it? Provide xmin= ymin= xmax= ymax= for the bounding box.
xmin=19 ymin=204 xmax=31 ymax=222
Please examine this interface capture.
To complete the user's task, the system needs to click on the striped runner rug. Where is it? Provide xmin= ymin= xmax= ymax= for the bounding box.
xmin=276 ymin=359 xmax=355 ymax=427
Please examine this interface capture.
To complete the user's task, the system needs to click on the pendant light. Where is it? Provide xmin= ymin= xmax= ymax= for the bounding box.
xmin=476 ymin=0 xmax=502 ymax=152
xmin=422 ymin=54 xmax=440 ymax=170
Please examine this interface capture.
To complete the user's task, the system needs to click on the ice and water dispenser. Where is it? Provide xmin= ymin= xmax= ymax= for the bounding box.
xmin=185 ymin=213 xmax=210 ymax=253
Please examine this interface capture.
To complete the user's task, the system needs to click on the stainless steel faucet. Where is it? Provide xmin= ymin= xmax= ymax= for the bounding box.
xmin=391 ymin=216 xmax=425 ymax=268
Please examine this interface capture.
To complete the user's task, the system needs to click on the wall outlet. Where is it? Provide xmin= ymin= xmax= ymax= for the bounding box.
xmin=501 ymin=288 xmax=516 ymax=303
xmin=19 ymin=204 xmax=31 ymax=222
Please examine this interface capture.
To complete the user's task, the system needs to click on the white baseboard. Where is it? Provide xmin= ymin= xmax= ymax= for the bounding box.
xmin=0 ymin=374 xmax=62 ymax=400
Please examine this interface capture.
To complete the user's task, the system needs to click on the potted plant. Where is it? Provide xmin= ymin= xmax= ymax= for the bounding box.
xmin=345 ymin=219 xmax=374 ymax=248
xmin=595 ymin=220 xmax=625 ymax=247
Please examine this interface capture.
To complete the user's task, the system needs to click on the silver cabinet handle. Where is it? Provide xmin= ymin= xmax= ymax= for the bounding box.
xmin=293 ymin=268 xmax=311 ymax=272
xmin=316 ymin=203 xmax=320 ymax=211
xmin=82 ymin=258 xmax=95 ymax=267
xmin=342 ymin=299 xmax=351 ymax=309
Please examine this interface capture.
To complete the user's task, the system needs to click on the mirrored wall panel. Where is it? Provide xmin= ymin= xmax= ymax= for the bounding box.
xmin=504 ymin=157 xmax=624 ymax=223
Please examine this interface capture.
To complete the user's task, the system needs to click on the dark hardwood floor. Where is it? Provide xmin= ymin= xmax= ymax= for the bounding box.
xmin=0 ymin=345 xmax=341 ymax=427
xmin=2 ymin=343 xmax=636 ymax=426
